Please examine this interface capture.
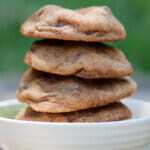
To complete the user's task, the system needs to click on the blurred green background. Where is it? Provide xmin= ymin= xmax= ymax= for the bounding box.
xmin=0 ymin=0 xmax=150 ymax=74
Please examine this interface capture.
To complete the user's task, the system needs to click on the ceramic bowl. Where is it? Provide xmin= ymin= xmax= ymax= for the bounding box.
xmin=0 ymin=98 xmax=150 ymax=150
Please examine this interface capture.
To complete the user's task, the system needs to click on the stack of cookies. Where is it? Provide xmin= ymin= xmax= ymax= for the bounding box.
xmin=15 ymin=5 xmax=137 ymax=122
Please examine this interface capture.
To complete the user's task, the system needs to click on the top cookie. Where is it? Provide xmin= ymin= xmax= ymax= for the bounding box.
xmin=21 ymin=5 xmax=126 ymax=42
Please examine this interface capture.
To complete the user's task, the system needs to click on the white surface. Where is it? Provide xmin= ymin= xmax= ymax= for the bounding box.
xmin=0 ymin=98 xmax=150 ymax=150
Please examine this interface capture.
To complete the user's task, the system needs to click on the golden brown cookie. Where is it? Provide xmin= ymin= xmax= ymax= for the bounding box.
xmin=24 ymin=40 xmax=133 ymax=79
xmin=16 ymin=69 xmax=137 ymax=113
xmin=15 ymin=102 xmax=132 ymax=122
xmin=21 ymin=5 xmax=126 ymax=42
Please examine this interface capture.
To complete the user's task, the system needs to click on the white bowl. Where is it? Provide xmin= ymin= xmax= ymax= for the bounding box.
xmin=0 ymin=98 xmax=150 ymax=150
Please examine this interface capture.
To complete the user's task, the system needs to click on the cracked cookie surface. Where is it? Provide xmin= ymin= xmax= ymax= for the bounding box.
xmin=21 ymin=5 xmax=126 ymax=42
xmin=24 ymin=39 xmax=133 ymax=79
xmin=16 ymin=69 xmax=137 ymax=113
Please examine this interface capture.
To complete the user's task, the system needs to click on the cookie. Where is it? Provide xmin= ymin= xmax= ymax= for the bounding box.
xmin=15 ymin=102 xmax=132 ymax=122
xmin=21 ymin=5 xmax=126 ymax=42
xmin=16 ymin=69 xmax=137 ymax=113
xmin=24 ymin=40 xmax=133 ymax=79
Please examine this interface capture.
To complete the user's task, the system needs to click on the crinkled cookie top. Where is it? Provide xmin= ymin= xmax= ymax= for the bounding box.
xmin=21 ymin=5 xmax=126 ymax=42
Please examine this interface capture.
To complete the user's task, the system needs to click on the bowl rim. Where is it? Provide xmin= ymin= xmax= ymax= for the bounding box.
xmin=0 ymin=98 xmax=150 ymax=127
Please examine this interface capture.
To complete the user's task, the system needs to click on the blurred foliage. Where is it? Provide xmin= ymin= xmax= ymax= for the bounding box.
xmin=0 ymin=0 xmax=150 ymax=73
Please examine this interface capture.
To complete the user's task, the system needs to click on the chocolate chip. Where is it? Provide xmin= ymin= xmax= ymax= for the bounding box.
xmin=54 ymin=20 xmax=68 ymax=27
xmin=86 ymin=31 xmax=97 ymax=35
xmin=85 ymin=31 xmax=105 ymax=36
xmin=30 ymin=45 xmax=37 ymax=52
xmin=35 ymin=10 xmax=43 ymax=21
xmin=76 ymin=51 xmax=82 ymax=57
xmin=103 ymin=6 xmax=112 ymax=14
xmin=38 ymin=10 xmax=43 ymax=17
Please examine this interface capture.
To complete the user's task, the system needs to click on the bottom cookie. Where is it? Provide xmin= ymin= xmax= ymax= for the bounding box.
xmin=15 ymin=102 xmax=132 ymax=122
